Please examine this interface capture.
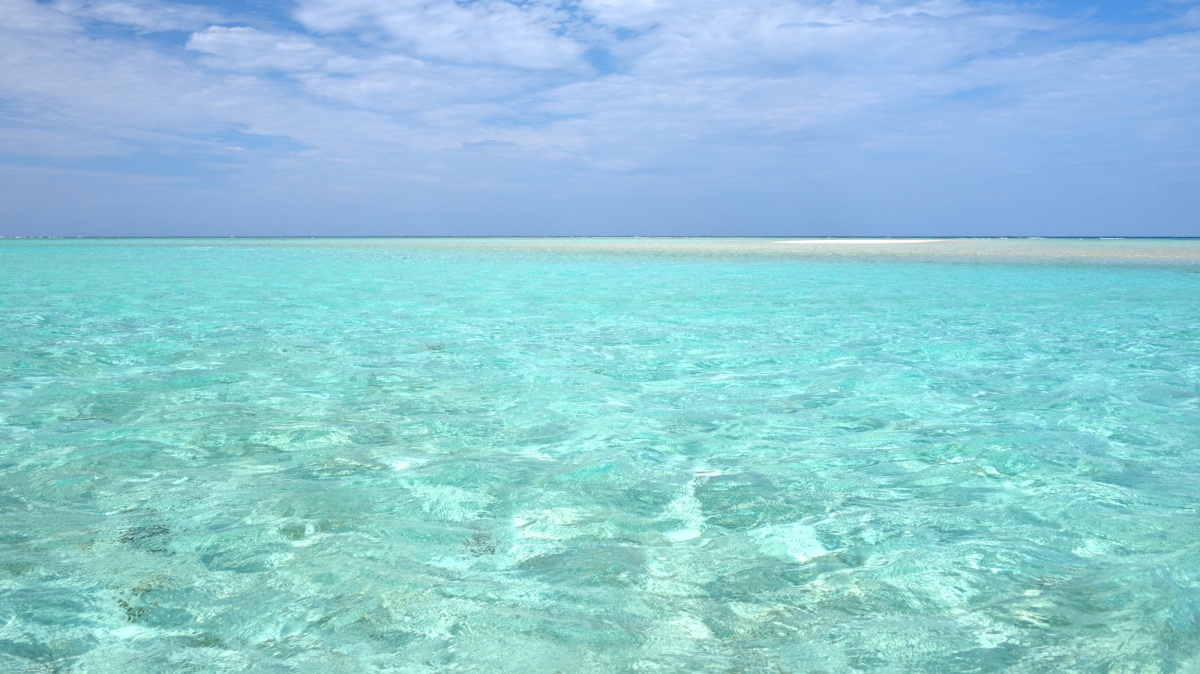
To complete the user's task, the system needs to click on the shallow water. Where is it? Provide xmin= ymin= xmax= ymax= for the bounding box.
xmin=1 ymin=238 xmax=1198 ymax=672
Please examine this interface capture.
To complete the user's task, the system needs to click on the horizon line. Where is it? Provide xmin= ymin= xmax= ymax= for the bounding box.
xmin=3 ymin=235 xmax=1199 ymax=241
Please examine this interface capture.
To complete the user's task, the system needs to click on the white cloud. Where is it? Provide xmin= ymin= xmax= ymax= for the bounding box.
xmin=187 ymin=26 xmax=333 ymax=71
xmin=0 ymin=0 xmax=79 ymax=33
xmin=591 ymin=0 xmax=1048 ymax=79
xmin=580 ymin=0 xmax=671 ymax=31
xmin=295 ymin=0 xmax=585 ymax=70
xmin=53 ymin=0 xmax=222 ymax=32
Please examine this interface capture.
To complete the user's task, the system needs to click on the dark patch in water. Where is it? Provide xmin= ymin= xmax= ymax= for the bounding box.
xmin=460 ymin=531 xmax=498 ymax=557
xmin=519 ymin=545 xmax=645 ymax=587
xmin=118 ymin=525 xmax=171 ymax=553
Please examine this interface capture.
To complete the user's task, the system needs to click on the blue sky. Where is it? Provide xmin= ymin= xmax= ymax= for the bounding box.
xmin=1 ymin=0 xmax=1198 ymax=236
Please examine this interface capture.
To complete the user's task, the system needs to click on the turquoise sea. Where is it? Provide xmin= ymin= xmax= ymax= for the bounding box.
xmin=1 ymin=238 xmax=1199 ymax=672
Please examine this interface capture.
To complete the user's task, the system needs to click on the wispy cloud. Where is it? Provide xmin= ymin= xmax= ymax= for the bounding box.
xmin=54 ymin=0 xmax=223 ymax=32
xmin=187 ymin=26 xmax=334 ymax=71
xmin=295 ymin=0 xmax=586 ymax=70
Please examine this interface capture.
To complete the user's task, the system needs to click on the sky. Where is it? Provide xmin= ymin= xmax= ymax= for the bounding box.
xmin=1 ymin=0 xmax=1198 ymax=237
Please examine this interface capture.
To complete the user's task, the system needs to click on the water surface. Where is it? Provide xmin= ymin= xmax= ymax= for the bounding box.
xmin=1 ymin=238 xmax=1198 ymax=672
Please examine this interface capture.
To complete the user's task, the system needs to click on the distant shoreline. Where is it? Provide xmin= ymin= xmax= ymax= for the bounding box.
xmin=774 ymin=239 xmax=952 ymax=245
xmin=3 ymin=236 xmax=1198 ymax=241
xmin=4 ymin=236 xmax=1199 ymax=265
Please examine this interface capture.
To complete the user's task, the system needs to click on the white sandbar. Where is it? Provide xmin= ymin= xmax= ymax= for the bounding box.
xmin=774 ymin=239 xmax=952 ymax=245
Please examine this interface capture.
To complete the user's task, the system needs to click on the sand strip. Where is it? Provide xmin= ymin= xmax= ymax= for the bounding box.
xmin=774 ymin=239 xmax=952 ymax=245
